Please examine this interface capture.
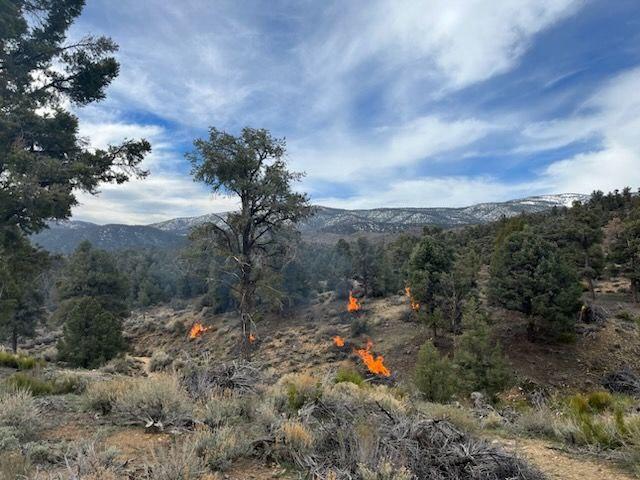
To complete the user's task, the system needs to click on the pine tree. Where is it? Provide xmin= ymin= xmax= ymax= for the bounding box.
xmin=611 ymin=208 xmax=640 ymax=303
xmin=57 ymin=297 xmax=125 ymax=368
xmin=0 ymin=230 xmax=49 ymax=352
xmin=1 ymin=1 xmax=149 ymax=350
xmin=56 ymin=241 xmax=129 ymax=318
xmin=407 ymin=235 xmax=453 ymax=335
xmin=352 ymin=237 xmax=378 ymax=297
xmin=552 ymin=203 xmax=604 ymax=300
xmin=414 ymin=341 xmax=457 ymax=402
xmin=489 ymin=229 xmax=582 ymax=337
xmin=55 ymin=242 xmax=128 ymax=367
xmin=187 ymin=128 xmax=312 ymax=352
xmin=1 ymin=0 xmax=150 ymax=235
xmin=454 ymin=302 xmax=510 ymax=398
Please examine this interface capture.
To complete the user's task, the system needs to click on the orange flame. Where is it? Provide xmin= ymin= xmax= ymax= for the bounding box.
xmin=248 ymin=333 xmax=256 ymax=344
xmin=405 ymin=286 xmax=420 ymax=312
xmin=333 ymin=335 xmax=345 ymax=347
xmin=355 ymin=340 xmax=391 ymax=377
xmin=347 ymin=291 xmax=361 ymax=312
xmin=189 ymin=322 xmax=209 ymax=339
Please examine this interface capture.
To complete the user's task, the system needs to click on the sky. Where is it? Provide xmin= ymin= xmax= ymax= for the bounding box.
xmin=68 ymin=0 xmax=640 ymax=224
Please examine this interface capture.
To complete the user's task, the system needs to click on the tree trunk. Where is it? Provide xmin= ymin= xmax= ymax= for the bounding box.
xmin=585 ymin=252 xmax=596 ymax=300
xmin=11 ymin=327 xmax=18 ymax=354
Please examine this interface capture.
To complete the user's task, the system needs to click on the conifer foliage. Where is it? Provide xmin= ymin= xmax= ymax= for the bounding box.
xmin=56 ymin=242 xmax=128 ymax=367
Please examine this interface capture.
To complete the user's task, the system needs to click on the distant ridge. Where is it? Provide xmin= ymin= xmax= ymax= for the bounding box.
xmin=31 ymin=193 xmax=588 ymax=253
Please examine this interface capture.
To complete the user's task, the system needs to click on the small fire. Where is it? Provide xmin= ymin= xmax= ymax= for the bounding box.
xmin=333 ymin=335 xmax=345 ymax=347
xmin=355 ymin=340 xmax=391 ymax=377
xmin=189 ymin=322 xmax=209 ymax=340
xmin=405 ymin=286 xmax=420 ymax=312
xmin=248 ymin=333 xmax=256 ymax=344
xmin=347 ymin=291 xmax=361 ymax=312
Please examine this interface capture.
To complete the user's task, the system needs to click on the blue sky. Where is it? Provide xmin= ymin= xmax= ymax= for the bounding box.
xmin=69 ymin=0 xmax=640 ymax=224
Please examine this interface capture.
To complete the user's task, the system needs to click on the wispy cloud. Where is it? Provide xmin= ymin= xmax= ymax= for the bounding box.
xmin=67 ymin=0 xmax=640 ymax=222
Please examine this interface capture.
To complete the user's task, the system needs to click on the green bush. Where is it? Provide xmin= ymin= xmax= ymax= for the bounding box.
xmin=414 ymin=341 xmax=457 ymax=403
xmin=335 ymin=366 xmax=364 ymax=386
xmin=0 ymin=350 xmax=41 ymax=370
xmin=5 ymin=372 xmax=86 ymax=396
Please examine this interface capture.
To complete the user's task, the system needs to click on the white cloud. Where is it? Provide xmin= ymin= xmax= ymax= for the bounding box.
xmin=523 ymin=67 xmax=640 ymax=193
xmin=290 ymin=115 xmax=494 ymax=183
xmin=73 ymin=176 xmax=237 ymax=225
xmin=72 ymin=115 xmax=236 ymax=224
xmin=315 ymin=175 xmax=535 ymax=209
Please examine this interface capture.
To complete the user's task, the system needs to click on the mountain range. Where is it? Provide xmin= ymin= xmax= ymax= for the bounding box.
xmin=31 ymin=193 xmax=588 ymax=253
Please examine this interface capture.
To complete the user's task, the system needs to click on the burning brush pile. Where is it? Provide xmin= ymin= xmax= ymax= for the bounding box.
xmin=332 ymin=336 xmax=392 ymax=380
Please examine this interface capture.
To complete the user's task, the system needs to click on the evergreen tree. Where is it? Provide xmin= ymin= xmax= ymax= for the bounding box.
xmin=1 ymin=1 xmax=149 ymax=349
xmin=0 ymin=230 xmax=49 ymax=352
xmin=489 ymin=229 xmax=582 ymax=337
xmin=407 ymin=235 xmax=453 ymax=336
xmin=610 ymin=208 xmax=640 ymax=303
xmin=57 ymin=297 xmax=125 ymax=368
xmin=440 ymin=249 xmax=480 ymax=333
xmin=329 ymin=239 xmax=353 ymax=299
xmin=56 ymin=241 xmax=129 ymax=318
xmin=55 ymin=242 xmax=128 ymax=366
xmin=553 ymin=203 xmax=604 ymax=300
xmin=414 ymin=341 xmax=457 ymax=402
xmin=453 ymin=301 xmax=510 ymax=398
xmin=352 ymin=237 xmax=378 ymax=297
xmin=187 ymin=128 xmax=312 ymax=351
xmin=1 ymin=0 xmax=150 ymax=235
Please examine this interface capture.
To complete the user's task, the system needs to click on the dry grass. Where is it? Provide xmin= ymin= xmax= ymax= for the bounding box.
xmin=0 ymin=388 xmax=41 ymax=440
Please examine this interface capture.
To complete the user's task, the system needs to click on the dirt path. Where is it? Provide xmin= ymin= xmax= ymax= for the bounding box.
xmin=499 ymin=437 xmax=635 ymax=480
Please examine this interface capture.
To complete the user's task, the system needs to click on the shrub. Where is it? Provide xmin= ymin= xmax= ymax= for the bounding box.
xmin=351 ymin=316 xmax=369 ymax=336
xmin=113 ymin=375 xmax=192 ymax=428
xmin=414 ymin=341 xmax=457 ymax=402
xmin=201 ymin=392 xmax=255 ymax=428
xmin=5 ymin=371 xmax=86 ymax=396
xmin=144 ymin=439 xmax=207 ymax=480
xmin=587 ymin=391 xmax=614 ymax=412
xmin=278 ymin=420 xmax=314 ymax=454
xmin=0 ymin=451 xmax=31 ymax=479
xmin=335 ymin=366 xmax=364 ymax=386
xmin=82 ymin=378 xmax=129 ymax=415
xmin=0 ymin=350 xmax=41 ymax=370
xmin=513 ymin=407 xmax=558 ymax=439
xmin=417 ymin=402 xmax=479 ymax=433
xmin=102 ymin=355 xmax=144 ymax=376
xmin=0 ymin=426 xmax=20 ymax=451
xmin=193 ymin=426 xmax=251 ymax=471
xmin=277 ymin=373 xmax=322 ymax=411
xmin=149 ymin=350 xmax=173 ymax=372
xmin=61 ymin=442 xmax=124 ymax=478
xmin=0 ymin=389 xmax=40 ymax=439
xmin=358 ymin=461 xmax=413 ymax=480
xmin=616 ymin=311 xmax=637 ymax=322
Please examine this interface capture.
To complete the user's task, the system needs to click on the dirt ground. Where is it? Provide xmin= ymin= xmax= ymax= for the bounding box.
xmin=499 ymin=437 xmax=636 ymax=480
